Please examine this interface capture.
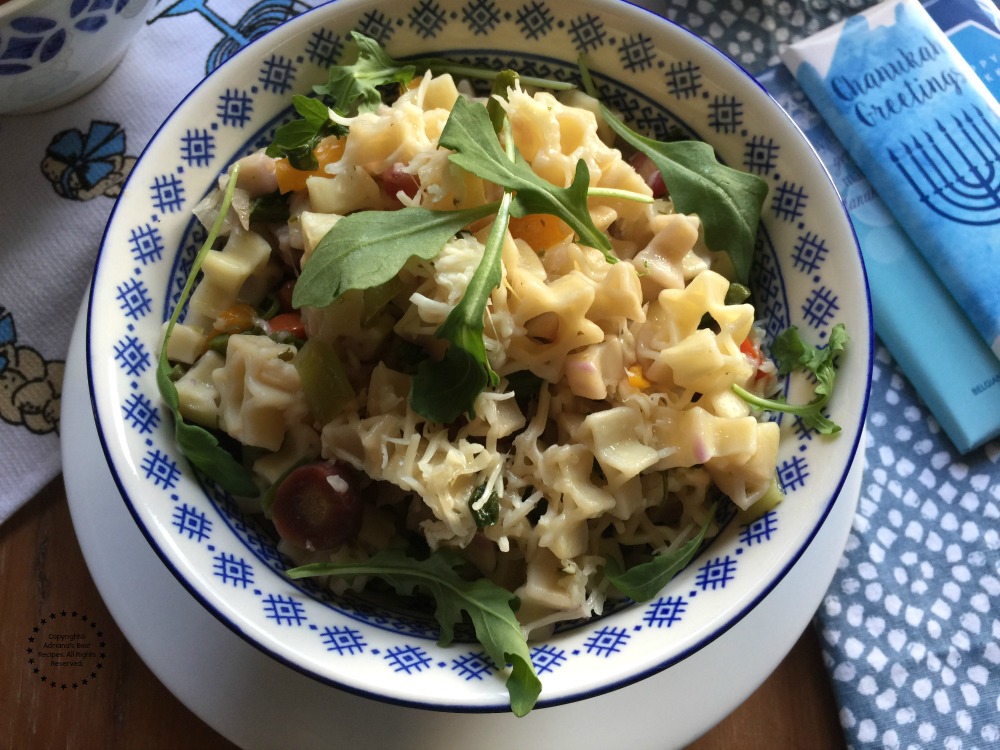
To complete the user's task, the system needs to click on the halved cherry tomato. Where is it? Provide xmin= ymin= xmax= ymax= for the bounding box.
xmin=740 ymin=337 xmax=768 ymax=381
xmin=271 ymin=461 xmax=362 ymax=551
xmin=268 ymin=311 xmax=306 ymax=340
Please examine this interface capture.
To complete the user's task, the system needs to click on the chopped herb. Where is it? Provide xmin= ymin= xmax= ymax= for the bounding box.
xmin=733 ymin=323 xmax=849 ymax=434
xmin=265 ymin=94 xmax=346 ymax=171
xmin=468 ymin=481 xmax=500 ymax=528
xmin=249 ymin=190 xmax=291 ymax=224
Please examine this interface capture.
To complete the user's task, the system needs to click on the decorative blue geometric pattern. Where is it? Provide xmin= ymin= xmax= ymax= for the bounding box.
xmin=462 ymin=0 xmax=501 ymax=36
xmin=743 ymin=135 xmax=780 ymax=175
xmin=115 ymin=278 xmax=152 ymax=320
xmin=451 ymin=651 xmax=495 ymax=681
xmin=739 ymin=510 xmax=779 ymax=547
xmin=127 ymin=224 xmax=164 ymax=265
xmin=695 ymin=556 xmax=738 ymax=591
xmin=409 ymin=0 xmax=448 ymax=39
xmin=778 ymin=455 xmax=810 ymax=492
xmin=212 ymin=552 xmax=255 ymax=588
xmin=305 ymin=27 xmax=341 ymax=67
xmin=530 ymin=643 xmax=568 ymax=674
xmin=568 ymin=13 xmax=605 ymax=53
xmin=643 ymin=595 xmax=689 ymax=628
xmin=172 ymin=502 xmax=212 ymax=541
xmin=583 ymin=626 xmax=631 ymax=657
xmin=112 ymin=335 xmax=150 ymax=377
xmin=664 ymin=61 xmax=702 ymax=99
xmin=515 ymin=2 xmax=554 ymax=40
xmin=121 ymin=393 xmax=160 ymax=435
xmin=385 ymin=644 xmax=433 ymax=674
xmin=618 ymin=33 xmax=657 ymax=73
xmin=149 ymin=173 xmax=186 ymax=214
xmin=356 ymin=9 xmax=396 ymax=45
xmin=180 ymin=129 xmax=215 ymax=168
xmin=771 ymin=180 xmax=810 ymax=222
xmin=320 ymin=625 xmax=367 ymax=655
xmin=258 ymin=54 xmax=297 ymax=95
xmin=217 ymin=89 xmax=254 ymax=128
xmin=801 ymin=285 xmax=840 ymax=331
xmin=262 ymin=594 xmax=307 ymax=626
xmin=143 ymin=449 xmax=182 ymax=491
xmin=791 ymin=231 xmax=829 ymax=275
xmin=708 ymin=95 xmax=744 ymax=134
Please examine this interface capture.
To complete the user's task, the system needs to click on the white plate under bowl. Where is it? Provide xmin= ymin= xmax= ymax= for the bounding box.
xmin=84 ymin=0 xmax=872 ymax=715
xmin=65 ymin=301 xmax=864 ymax=748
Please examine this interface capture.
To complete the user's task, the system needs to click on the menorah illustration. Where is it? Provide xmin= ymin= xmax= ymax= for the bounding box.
xmin=888 ymin=105 xmax=1000 ymax=227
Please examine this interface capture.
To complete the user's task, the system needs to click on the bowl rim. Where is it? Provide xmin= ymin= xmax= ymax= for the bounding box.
xmin=84 ymin=0 xmax=873 ymax=712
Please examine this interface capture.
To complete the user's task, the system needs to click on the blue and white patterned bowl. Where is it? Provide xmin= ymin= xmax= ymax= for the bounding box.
xmin=86 ymin=0 xmax=873 ymax=713
xmin=0 ymin=0 xmax=154 ymax=115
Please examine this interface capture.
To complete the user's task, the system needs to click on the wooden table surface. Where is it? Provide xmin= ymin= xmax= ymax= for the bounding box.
xmin=2 ymin=478 xmax=847 ymax=749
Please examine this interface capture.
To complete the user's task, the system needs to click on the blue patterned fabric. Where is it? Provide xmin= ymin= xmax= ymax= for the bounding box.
xmin=0 ymin=0 xmax=997 ymax=746
xmin=823 ymin=344 xmax=1000 ymax=748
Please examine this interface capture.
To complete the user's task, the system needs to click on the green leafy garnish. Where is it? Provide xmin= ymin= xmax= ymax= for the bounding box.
xmin=314 ymin=32 xmax=418 ymax=114
xmin=601 ymin=108 xmax=767 ymax=283
xmin=440 ymin=96 xmax=614 ymax=260
xmin=291 ymin=203 xmax=496 ymax=310
xmin=265 ymin=94 xmax=346 ymax=171
xmin=157 ymin=164 xmax=258 ymax=497
xmin=287 ymin=548 xmax=542 ymax=716
xmin=313 ymin=32 xmax=573 ymax=118
xmin=468 ymin=481 xmax=500 ymax=528
xmin=487 ymin=70 xmax=519 ymax=132
xmin=603 ymin=506 xmax=715 ymax=602
xmin=409 ymin=105 xmax=526 ymax=422
xmin=733 ymin=323 xmax=849 ymax=434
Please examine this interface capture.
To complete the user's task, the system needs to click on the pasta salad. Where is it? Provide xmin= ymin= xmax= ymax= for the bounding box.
xmin=157 ymin=35 xmax=847 ymax=715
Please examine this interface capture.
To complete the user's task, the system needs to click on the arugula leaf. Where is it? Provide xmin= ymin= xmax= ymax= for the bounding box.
xmin=291 ymin=203 xmax=497 ymax=310
xmin=287 ymin=548 xmax=542 ymax=716
xmin=603 ymin=506 xmax=715 ymax=602
xmin=487 ymin=70 xmax=519 ymax=132
xmin=733 ymin=323 xmax=849 ymax=434
xmin=408 ymin=110 xmax=520 ymax=422
xmin=439 ymin=96 xmax=614 ymax=260
xmin=600 ymin=105 xmax=767 ymax=283
xmin=157 ymin=165 xmax=258 ymax=497
xmin=409 ymin=189 xmax=509 ymax=422
xmin=265 ymin=95 xmax=346 ymax=171
xmin=314 ymin=31 xmax=417 ymax=114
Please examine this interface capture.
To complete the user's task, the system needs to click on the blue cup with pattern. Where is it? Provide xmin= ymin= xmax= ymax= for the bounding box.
xmin=0 ymin=0 xmax=155 ymax=115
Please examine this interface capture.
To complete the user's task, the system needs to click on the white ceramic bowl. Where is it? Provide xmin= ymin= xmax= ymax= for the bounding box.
xmin=86 ymin=0 xmax=872 ymax=714
xmin=0 ymin=0 xmax=154 ymax=115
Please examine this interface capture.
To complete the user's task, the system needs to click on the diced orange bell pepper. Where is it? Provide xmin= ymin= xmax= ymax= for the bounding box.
xmin=214 ymin=303 xmax=257 ymax=334
xmin=508 ymin=214 xmax=572 ymax=251
xmin=274 ymin=135 xmax=346 ymax=194
xmin=626 ymin=364 xmax=651 ymax=389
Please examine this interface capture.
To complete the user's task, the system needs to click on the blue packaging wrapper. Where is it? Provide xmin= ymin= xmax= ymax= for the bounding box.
xmin=781 ymin=0 xmax=1000 ymax=362
xmin=771 ymin=0 xmax=1000 ymax=452
xmin=759 ymin=64 xmax=1000 ymax=453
